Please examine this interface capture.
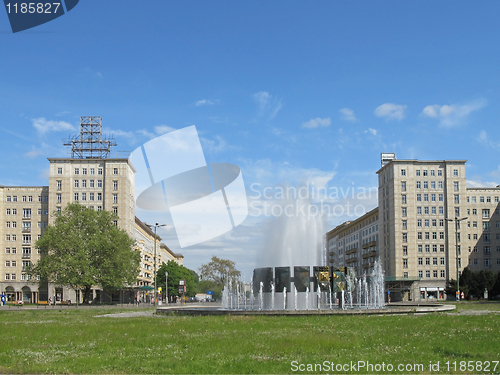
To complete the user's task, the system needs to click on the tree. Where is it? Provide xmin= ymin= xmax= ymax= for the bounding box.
xmin=156 ymin=260 xmax=197 ymax=300
xmin=198 ymin=256 xmax=241 ymax=299
xmin=29 ymin=203 xmax=140 ymax=303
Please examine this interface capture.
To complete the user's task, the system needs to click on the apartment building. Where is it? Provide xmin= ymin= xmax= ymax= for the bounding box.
xmin=0 ymin=117 xmax=183 ymax=304
xmin=326 ymin=207 xmax=379 ymax=276
xmin=327 ymin=154 xmax=500 ymax=302
xmin=47 ymin=158 xmax=136 ymax=237
xmin=0 ymin=186 xmax=49 ymax=302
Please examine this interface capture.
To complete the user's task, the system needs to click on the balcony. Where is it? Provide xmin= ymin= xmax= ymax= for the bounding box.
xmin=22 ymin=228 xmax=31 ymax=233
xmin=362 ymin=240 xmax=377 ymax=249
xmin=345 ymin=247 xmax=358 ymax=255
xmin=22 ymin=216 xmax=31 ymax=220
xmin=346 ymin=256 xmax=358 ymax=264
xmin=22 ymin=254 xmax=31 ymax=259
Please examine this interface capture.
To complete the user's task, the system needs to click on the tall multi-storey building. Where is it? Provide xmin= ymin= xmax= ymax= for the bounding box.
xmin=0 ymin=117 xmax=183 ymax=304
xmin=327 ymin=154 xmax=500 ymax=302
xmin=47 ymin=157 xmax=135 ymax=236
xmin=326 ymin=207 xmax=379 ymax=275
xmin=0 ymin=186 xmax=49 ymax=302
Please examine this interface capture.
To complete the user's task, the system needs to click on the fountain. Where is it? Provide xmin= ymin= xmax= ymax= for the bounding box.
xmin=158 ymin=188 xmax=455 ymax=316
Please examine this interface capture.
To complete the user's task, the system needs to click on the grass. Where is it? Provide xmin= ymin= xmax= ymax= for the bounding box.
xmin=0 ymin=303 xmax=499 ymax=374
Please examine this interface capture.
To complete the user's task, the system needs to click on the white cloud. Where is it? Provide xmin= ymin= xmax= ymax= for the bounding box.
xmin=24 ymin=146 xmax=44 ymax=159
xmin=195 ymin=99 xmax=215 ymax=106
xmin=154 ymin=125 xmax=176 ymax=135
xmin=466 ymin=180 xmax=499 ymax=188
xmin=32 ymin=117 xmax=76 ymax=134
xmin=476 ymin=130 xmax=500 ymax=149
xmin=253 ymin=91 xmax=283 ymax=120
xmin=302 ymin=117 xmax=331 ymax=129
xmin=420 ymin=99 xmax=487 ymax=128
xmin=374 ymin=103 xmax=407 ymax=121
xmin=366 ymin=128 xmax=378 ymax=136
xmin=339 ymin=108 xmax=357 ymax=122
xmin=200 ymin=135 xmax=227 ymax=153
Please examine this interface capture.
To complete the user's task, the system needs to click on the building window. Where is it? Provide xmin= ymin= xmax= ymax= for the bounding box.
xmin=454 ymin=181 xmax=459 ymax=191
xmin=401 ymin=181 xmax=406 ymax=191
xmin=454 ymin=195 xmax=460 ymax=204
xmin=416 ymin=194 xmax=421 ymax=202
xmin=113 ymin=168 xmax=119 ymax=175
xmin=56 ymin=194 xmax=61 ymax=203
xmin=113 ymin=207 xmax=118 ymax=215
xmin=483 ymin=221 xmax=490 ymax=231
xmin=438 ymin=170 xmax=442 ymax=177
xmin=484 ymin=259 xmax=491 ymax=268
xmin=82 ymin=168 xmax=87 ymax=175
xmin=424 ymin=207 xmax=429 ymax=215
xmin=417 ymin=232 xmax=422 ymax=239
xmin=418 ymin=245 xmax=423 ymax=253
xmin=418 ymin=271 xmax=423 ymax=278
xmin=74 ymin=193 xmax=79 ymax=201
xmin=453 ymin=169 xmax=458 ymax=176
xmin=425 ymin=258 xmax=430 ymax=265
xmin=424 ymin=181 xmax=428 ymax=189
xmin=57 ymin=180 xmax=62 ymax=190
xmin=403 ymin=246 xmax=408 ymax=256
xmin=483 ymin=209 xmax=490 ymax=219
xmin=81 ymin=193 xmax=86 ymax=201
xmin=422 ymin=170 xmax=427 ymax=176
xmin=90 ymin=180 xmax=94 ymax=188
xmin=90 ymin=193 xmax=94 ymax=201
xmin=416 ymin=170 xmax=420 ymax=176
xmin=82 ymin=180 xmax=87 ymax=188
xmin=90 ymin=168 xmax=95 ymax=175
xmin=57 ymin=167 xmax=62 ymax=175
xmin=425 ymin=219 xmax=429 ymax=227
xmin=75 ymin=180 xmax=79 ymax=188
xmin=403 ymin=259 xmax=408 ymax=268
xmin=113 ymin=181 xmax=118 ymax=191
xmin=425 ymin=244 xmax=430 ymax=252
xmin=426 ymin=271 xmax=430 ymax=278
xmin=416 ymin=181 xmax=421 ymax=189
xmin=402 ymin=195 xmax=406 ymax=204
xmin=433 ymin=257 xmax=437 ymax=265
xmin=433 ymin=270 xmax=438 ymax=278
xmin=418 ymin=257 xmax=423 ymax=265
xmin=113 ymin=194 xmax=118 ymax=204
xmin=417 ymin=207 xmax=422 ymax=215
xmin=424 ymin=194 xmax=429 ymax=202
xmin=98 ymin=168 xmax=103 ymax=175
xmin=98 ymin=180 xmax=103 ymax=188
xmin=97 ymin=193 xmax=102 ymax=201
xmin=402 ymin=233 xmax=407 ymax=243
xmin=75 ymin=168 xmax=79 ymax=175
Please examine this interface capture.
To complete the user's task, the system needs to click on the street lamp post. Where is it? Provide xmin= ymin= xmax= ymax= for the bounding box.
xmin=145 ymin=223 xmax=166 ymax=307
xmin=165 ymin=271 xmax=168 ymax=304
xmin=446 ymin=216 xmax=467 ymax=302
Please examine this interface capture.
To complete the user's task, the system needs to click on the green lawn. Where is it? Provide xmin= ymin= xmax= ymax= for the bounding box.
xmin=0 ymin=303 xmax=499 ymax=374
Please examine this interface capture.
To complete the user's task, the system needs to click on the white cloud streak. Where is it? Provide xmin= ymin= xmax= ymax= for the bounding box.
xmin=253 ymin=91 xmax=283 ymax=120
xmin=339 ymin=108 xmax=357 ymax=122
xmin=302 ymin=117 xmax=331 ymax=129
xmin=32 ymin=117 xmax=76 ymax=134
xmin=420 ymin=99 xmax=487 ymax=128
xmin=374 ymin=103 xmax=407 ymax=121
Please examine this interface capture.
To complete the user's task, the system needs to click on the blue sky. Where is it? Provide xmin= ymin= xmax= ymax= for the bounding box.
xmin=1 ymin=1 xmax=500 ymax=277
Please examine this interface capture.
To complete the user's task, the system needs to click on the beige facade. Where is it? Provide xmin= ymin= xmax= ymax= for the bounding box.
xmin=327 ymin=156 xmax=500 ymax=302
xmin=0 ymin=186 xmax=49 ymax=302
xmin=326 ymin=207 xmax=379 ymax=276
xmin=47 ymin=158 xmax=136 ymax=236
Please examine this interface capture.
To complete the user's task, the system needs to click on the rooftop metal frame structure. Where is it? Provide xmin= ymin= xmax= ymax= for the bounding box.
xmin=63 ymin=116 xmax=117 ymax=159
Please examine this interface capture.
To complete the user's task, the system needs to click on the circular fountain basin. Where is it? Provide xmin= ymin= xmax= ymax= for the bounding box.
xmin=156 ymin=303 xmax=455 ymax=317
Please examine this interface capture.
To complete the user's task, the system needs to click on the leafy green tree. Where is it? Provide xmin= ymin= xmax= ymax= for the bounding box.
xmin=29 ymin=203 xmax=140 ymax=303
xmin=156 ymin=260 xmax=197 ymax=300
xmin=198 ymin=256 xmax=241 ymax=299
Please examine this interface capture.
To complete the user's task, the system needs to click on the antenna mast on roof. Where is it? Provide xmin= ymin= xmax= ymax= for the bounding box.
xmin=63 ymin=116 xmax=117 ymax=159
